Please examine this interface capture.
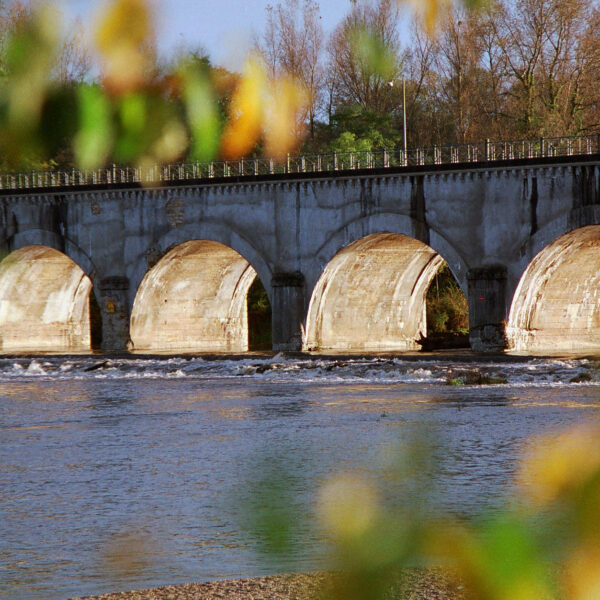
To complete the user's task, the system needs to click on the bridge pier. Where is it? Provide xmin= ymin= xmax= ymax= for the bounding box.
xmin=98 ymin=276 xmax=131 ymax=352
xmin=271 ymin=272 xmax=305 ymax=352
xmin=467 ymin=265 xmax=508 ymax=352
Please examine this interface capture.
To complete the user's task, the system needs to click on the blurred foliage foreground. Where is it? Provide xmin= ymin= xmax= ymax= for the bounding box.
xmin=248 ymin=423 xmax=600 ymax=600
xmin=0 ymin=0 xmax=308 ymax=172
xmin=7 ymin=3 xmax=600 ymax=600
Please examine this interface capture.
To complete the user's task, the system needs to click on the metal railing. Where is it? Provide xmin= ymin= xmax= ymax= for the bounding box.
xmin=0 ymin=134 xmax=598 ymax=191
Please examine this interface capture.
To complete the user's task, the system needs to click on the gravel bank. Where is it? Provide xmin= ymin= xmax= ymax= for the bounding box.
xmin=68 ymin=570 xmax=466 ymax=600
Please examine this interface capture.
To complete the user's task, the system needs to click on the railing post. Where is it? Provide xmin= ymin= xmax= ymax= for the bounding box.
xmin=485 ymin=138 xmax=490 ymax=161
xmin=539 ymin=137 xmax=544 ymax=157
xmin=383 ymin=149 xmax=389 ymax=168
xmin=286 ymin=153 xmax=290 ymax=174
xmin=333 ymin=152 xmax=338 ymax=171
xmin=269 ymin=159 xmax=274 ymax=174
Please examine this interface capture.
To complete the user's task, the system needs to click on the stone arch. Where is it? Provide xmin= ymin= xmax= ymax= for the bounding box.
xmin=11 ymin=228 xmax=97 ymax=280
xmin=128 ymin=221 xmax=272 ymax=312
xmin=130 ymin=239 xmax=267 ymax=352
xmin=304 ymin=232 xmax=449 ymax=351
xmin=306 ymin=212 xmax=468 ymax=296
xmin=0 ymin=245 xmax=94 ymax=352
xmin=507 ymin=225 xmax=600 ymax=353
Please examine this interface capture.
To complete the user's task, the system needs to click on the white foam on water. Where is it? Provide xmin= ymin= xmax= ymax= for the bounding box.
xmin=0 ymin=355 xmax=598 ymax=386
xmin=26 ymin=360 xmax=46 ymax=375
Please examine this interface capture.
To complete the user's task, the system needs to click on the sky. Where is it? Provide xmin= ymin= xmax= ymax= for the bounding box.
xmin=61 ymin=0 xmax=356 ymax=70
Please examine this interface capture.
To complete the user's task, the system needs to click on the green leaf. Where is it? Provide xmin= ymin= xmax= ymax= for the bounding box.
xmin=74 ymin=84 xmax=114 ymax=169
xmin=181 ymin=63 xmax=220 ymax=161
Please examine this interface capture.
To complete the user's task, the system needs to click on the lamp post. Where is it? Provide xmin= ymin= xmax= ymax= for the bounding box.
xmin=402 ymin=78 xmax=407 ymax=156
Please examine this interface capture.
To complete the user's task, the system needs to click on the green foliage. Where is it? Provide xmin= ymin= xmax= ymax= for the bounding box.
xmin=349 ymin=24 xmax=397 ymax=82
xmin=426 ymin=263 xmax=469 ymax=335
xmin=0 ymin=2 xmax=228 ymax=170
xmin=326 ymin=104 xmax=400 ymax=153
xmin=330 ymin=131 xmax=373 ymax=153
xmin=75 ymin=84 xmax=114 ymax=168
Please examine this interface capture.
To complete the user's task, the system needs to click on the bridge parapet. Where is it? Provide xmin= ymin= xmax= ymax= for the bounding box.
xmin=0 ymin=134 xmax=598 ymax=192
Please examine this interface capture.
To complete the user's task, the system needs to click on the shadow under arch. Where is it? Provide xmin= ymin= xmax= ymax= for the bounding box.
xmin=0 ymin=245 xmax=94 ymax=352
xmin=130 ymin=240 xmax=269 ymax=352
xmin=507 ymin=225 xmax=600 ymax=353
xmin=304 ymin=233 xmax=447 ymax=351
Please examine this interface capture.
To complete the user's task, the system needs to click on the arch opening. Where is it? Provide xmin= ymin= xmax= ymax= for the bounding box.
xmin=304 ymin=233 xmax=467 ymax=352
xmin=425 ymin=263 xmax=469 ymax=344
xmin=0 ymin=245 xmax=94 ymax=352
xmin=130 ymin=240 xmax=271 ymax=352
xmin=508 ymin=226 xmax=600 ymax=353
xmin=247 ymin=277 xmax=272 ymax=351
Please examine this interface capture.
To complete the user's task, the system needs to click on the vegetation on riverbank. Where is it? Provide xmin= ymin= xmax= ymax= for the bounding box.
xmin=425 ymin=264 xmax=468 ymax=337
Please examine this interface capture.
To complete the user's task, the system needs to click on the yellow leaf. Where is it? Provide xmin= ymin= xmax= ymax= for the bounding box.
xmin=564 ymin=542 xmax=600 ymax=600
xmin=94 ymin=0 xmax=156 ymax=94
xmin=316 ymin=473 xmax=379 ymax=542
xmin=405 ymin=0 xmax=452 ymax=35
xmin=263 ymin=75 xmax=309 ymax=161
xmin=220 ymin=57 xmax=265 ymax=159
xmin=516 ymin=424 xmax=600 ymax=506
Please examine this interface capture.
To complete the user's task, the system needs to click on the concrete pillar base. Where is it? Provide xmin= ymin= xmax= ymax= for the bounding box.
xmin=271 ymin=271 xmax=305 ymax=351
xmin=98 ymin=276 xmax=131 ymax=352
xmin=467 ymin=265 xmax=508 ymax=352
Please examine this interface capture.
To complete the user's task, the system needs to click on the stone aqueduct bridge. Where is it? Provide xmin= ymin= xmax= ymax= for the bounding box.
xmin=0 ymin=152 xmax=599 ymax=354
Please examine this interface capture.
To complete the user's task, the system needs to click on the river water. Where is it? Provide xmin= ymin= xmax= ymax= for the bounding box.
xmin=1 ymin=353 xmax=600 ymax=600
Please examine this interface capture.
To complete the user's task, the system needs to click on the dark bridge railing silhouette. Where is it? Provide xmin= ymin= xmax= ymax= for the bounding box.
xmin=2 ymin=134 xmax=599 ymax=191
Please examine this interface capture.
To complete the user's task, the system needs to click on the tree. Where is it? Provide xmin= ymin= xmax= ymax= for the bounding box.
xmin=328 ymin=0 xmax=402 ymax=115
xmin=53 ymin=18 xmax=91 ymax=84
xmin=574 ymin=5 xmax=600 ymax=133
xmin=432 ymin=8 xmax=483 ymax=143
xmin=256 ymin=0 xmax=324 ymax=138
xmin=489 ymin=0 xmax=583 ymax=135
